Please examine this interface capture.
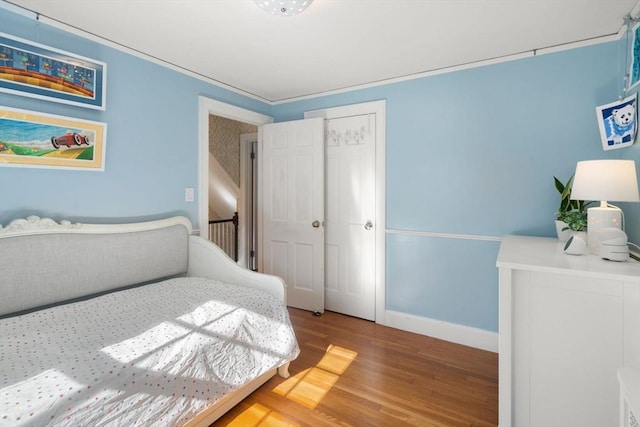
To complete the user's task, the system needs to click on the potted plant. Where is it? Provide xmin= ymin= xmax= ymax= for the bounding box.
xmin=554 ymin=175 xmax=591 ymax=241
xmin=560 ymin=209 xmax=588 ymax=231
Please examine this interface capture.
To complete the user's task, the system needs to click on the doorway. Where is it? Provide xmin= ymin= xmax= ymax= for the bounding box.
xmin=198 ymin=97 xmax=272 ymax=269
xmin=207 ymin=115 xmax=256 ymax=262
xmin=198 ymin=97 xmax=386 ymax=324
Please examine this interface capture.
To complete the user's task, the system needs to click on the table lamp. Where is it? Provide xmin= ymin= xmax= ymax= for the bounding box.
xmin=570 ymin=159 xmax=640 ymax=255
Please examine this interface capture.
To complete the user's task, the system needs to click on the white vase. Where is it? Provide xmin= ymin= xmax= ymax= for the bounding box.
xmin=555 ymin=220 xmax=571 ymax=242
xmin=571 ymin=230 xmax=587 ymax=242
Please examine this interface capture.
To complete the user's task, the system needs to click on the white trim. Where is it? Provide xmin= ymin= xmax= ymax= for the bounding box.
xmin=239 ymin=132 xmax=258 ymax=269
xmin=7 ymin=3 xmax=626 ymax=105
xmin=535 ymin=33 xmax=621 ymax=56
xmin=383 ymin=228 xmax=500 ymax=353
xmin=0 ymin=0 xmax=37 ymax=18
xmin=272 ymin=32 xmax=624 ymax=104
xmin=275 ymin=51 xmax=532 ymax=104
xmin=33 ymin=14 xmax=269 ymax=104
xmin=304 ymin=100 xmax=386 ymax=324
xmin=385 ymin=309 xmax=498 ymax=353
xmin=386 ymin=228 xmax=502 ymax=242
xmin=498 ymin=268 xmax=513 ymax=426
xmin=198 ymin=97 xmax=272 ymax=239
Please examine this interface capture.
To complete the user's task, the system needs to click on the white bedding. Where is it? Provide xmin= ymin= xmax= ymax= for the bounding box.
xmin=0 ymin=277 xmax=300 ymax=426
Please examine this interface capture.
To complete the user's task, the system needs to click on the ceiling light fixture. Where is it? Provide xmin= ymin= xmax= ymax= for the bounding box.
xmin=253 ymin=0 xmax=313 ymax=16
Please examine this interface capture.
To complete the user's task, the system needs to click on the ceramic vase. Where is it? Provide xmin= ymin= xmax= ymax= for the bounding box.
xmin=555 ymin=220 xmax=571 ymax=242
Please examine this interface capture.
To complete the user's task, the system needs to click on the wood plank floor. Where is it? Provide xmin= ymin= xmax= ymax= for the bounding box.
xmin=213 ymin=308 xmax=498 ymax=427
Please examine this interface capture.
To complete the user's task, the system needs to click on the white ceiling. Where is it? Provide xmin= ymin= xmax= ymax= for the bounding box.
xmin=7 ymin=0 xmax=640 ymax=103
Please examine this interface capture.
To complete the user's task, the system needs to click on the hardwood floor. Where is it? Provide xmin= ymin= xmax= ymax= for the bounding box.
xmin=214 ymin=308 xmax=498 ymax=427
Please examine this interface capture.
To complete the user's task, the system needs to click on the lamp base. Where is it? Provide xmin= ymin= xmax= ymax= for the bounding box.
xmin=586 ymin=206 xmax=622 ymax=254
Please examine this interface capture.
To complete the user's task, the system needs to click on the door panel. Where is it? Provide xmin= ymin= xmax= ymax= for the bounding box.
xmin=261 ymin=117 xmax=325 ymax=313
xmin=294 ymin=242 xmax=314 ymax=290
xmin=325 ymin=114 xmax=376 ymax=320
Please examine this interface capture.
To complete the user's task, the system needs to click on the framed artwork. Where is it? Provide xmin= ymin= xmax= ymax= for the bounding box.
xmin=0 ymin=33 xmax=106 ymax=110
xmin=595 ymin=93 xmax=637 ymax=151
xmin=0 ymin=107 xmax=107 ymax=171
xmin=629 ymin=22 xmax=640 ymax=90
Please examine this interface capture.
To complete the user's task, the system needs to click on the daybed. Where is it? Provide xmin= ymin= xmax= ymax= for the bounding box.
xmin=0 ymin=215 xmax=300 ymax=426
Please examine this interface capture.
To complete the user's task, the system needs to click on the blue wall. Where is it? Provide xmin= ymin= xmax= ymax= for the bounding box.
xmin=621 ymin=136 xmax=640 ymax=241
xmin=0 ymin=6 xmax=270 ymax=225
xmin=2 ymin=4 xmax=638 ymax=335
xmin=271 ymin=41 xmax=639 ymax=333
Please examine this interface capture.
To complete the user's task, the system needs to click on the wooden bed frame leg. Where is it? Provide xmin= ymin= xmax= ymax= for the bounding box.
xmin=278 ymin=362 xmax=291 ymax=378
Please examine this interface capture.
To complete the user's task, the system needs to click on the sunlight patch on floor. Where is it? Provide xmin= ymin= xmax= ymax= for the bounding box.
xmin=316 ymin=344 xmax=357 ymax=375
xmin=222 ymin=344 xmax=358 ymax=424
xmin=272 ymin=345 xmax=357 ymax=409
xmin=225 ymin=403 xmax=300 ymax=427
xmin=273 ymin=366 xmax=339 ymax=408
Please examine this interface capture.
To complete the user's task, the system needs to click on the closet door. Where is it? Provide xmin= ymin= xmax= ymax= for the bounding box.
xmin=324 ymin=114 xmax=376 ymax=321
xmin=261 ymin=117 xmax=325 ymax=313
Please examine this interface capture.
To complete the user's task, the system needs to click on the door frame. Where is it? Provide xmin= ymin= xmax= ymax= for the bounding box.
xmin=304 ymin=100 xmax=386 ymax=324
xmin=239 ymin=132 xmax=257 ymax=269
xmin=197 ymin=97 xmax=272 ymax=249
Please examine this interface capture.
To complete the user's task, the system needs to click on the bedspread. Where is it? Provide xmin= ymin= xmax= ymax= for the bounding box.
xmin=0 ymin=277 xmax=300 ymax=426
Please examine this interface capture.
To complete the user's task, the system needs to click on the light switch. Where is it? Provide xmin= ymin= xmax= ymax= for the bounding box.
xmin=185 ymin=187 xmax=194 ymax=202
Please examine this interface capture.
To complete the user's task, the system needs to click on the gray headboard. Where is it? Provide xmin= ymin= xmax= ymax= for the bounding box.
xmin=0 ymin=216 xmax=192 ymax=316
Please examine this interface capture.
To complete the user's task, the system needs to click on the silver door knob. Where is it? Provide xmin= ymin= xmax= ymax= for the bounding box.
xmin=312 ymin=220 xmax=321 ymax=228
xmin=364 ymin=220 xmax=373 ymax=230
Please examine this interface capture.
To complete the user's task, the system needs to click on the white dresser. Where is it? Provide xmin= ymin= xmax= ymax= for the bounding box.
xmin=618 ymin=367 xmax=640 ymax=427
xmin=497 ymin=235 xmax=640 ymax=427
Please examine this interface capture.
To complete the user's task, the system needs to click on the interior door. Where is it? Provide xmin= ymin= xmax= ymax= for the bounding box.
xmin=260 ymin=117 xmax=325 ymax=313
xmin=325 ymin=114 xmax=376 ymax=320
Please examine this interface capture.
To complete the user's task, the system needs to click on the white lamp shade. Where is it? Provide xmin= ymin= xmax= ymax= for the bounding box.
xmin=570 ymin=160 xmax=640 ymax=202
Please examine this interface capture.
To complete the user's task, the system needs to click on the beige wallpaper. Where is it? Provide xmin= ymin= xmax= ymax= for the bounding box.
xmin=208 ymin=115 xmax=257 ymax=187
xmin=208 ymin=115 xmax=257 ymax=220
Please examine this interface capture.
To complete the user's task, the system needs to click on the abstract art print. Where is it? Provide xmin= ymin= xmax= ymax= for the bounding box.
xmin=629 ymin=22 xmax=640 ymax=90
xmin=595 ymin=93 xmax=637 ymax=151
xmin=0 ymin=33 xmax=106 ymax=110
xmin=0 ymin=107 xmax=107 ymax=170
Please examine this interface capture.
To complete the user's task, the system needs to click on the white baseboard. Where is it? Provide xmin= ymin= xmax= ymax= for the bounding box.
xmin=383 ymin=310 xmax=498 ymax=353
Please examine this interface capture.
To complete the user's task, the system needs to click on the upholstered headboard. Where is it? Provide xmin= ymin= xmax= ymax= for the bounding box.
xmin=0 ymin=216 xmax=193 ymax=317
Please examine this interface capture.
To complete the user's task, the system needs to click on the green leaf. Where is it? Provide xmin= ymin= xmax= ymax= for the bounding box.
xmin=560 ymin=175 xmax=574 ymax=200
xmin=554 ymin=177 xmax=565 ymax=194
